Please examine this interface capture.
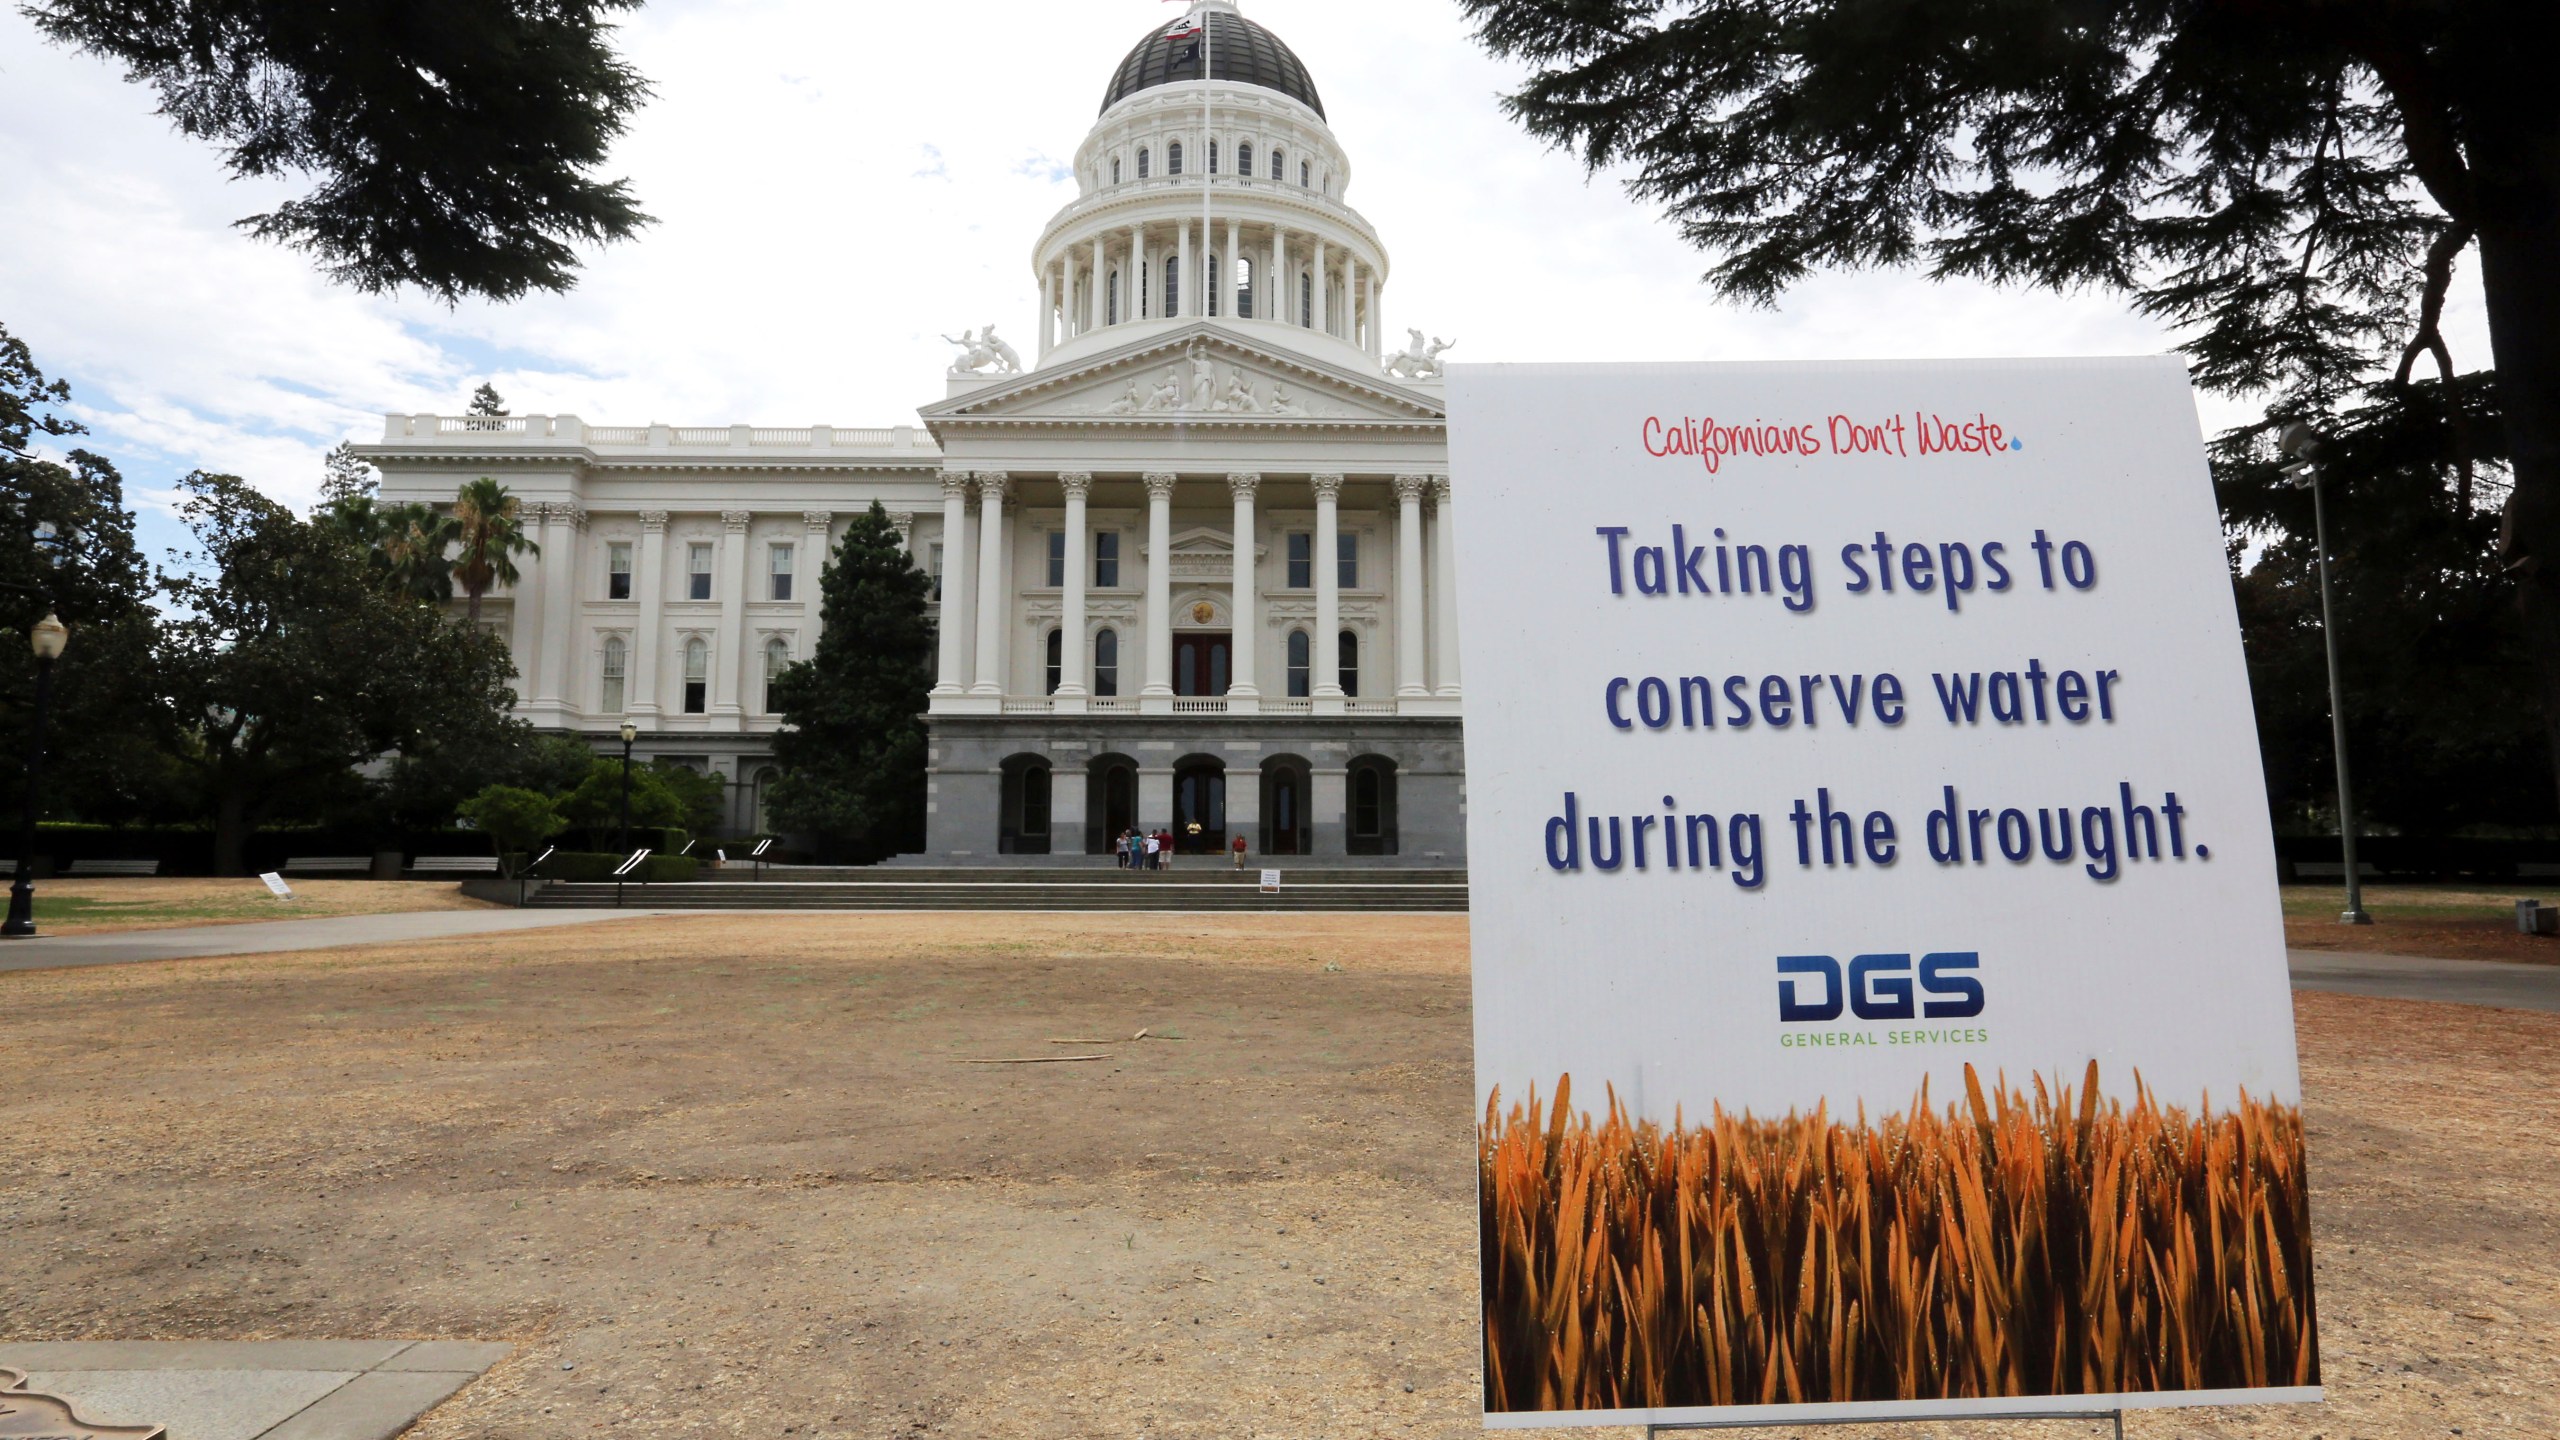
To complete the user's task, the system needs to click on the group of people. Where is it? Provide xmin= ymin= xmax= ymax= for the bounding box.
xmin=1114 ymin=825 xmax=1252 ymax=871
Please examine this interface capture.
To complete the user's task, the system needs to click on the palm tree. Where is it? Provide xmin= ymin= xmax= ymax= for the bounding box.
xmin=449 ymin=477 xmax=539 ymax=625
xmin=378 ymin=501 xmax=460 ymax=604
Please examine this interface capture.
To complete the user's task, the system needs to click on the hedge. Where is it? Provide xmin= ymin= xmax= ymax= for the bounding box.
xmin=525 ymin=851 xmax=701 ymax=884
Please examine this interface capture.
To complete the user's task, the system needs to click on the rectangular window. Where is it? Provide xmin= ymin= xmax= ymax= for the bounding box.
xmin=599 ymin=638 xmax=627 ymax=714
xmin=769 ymin=543 xmax=794 ymax=602
xmin=1047 ymin=530 xmax=1065 ymax=587
xmin=930 ymin=543 xmax=945 ymax=601
xmin=1338 ymin=533 xmax=1359 ymax=590
xmin=607 ymin=543 xmax=632 ymax=600
xmin=1094 ymin=629 xmax=1119 ymax=697
xmin=1094 ymin=531 xmax=1120 ymax=588
xmin=687 ymin=543 xmax=713 ymax=601
xmin=1286 ymin=532 xmax=1312 ymax=589
xmin=683 ymin=641 xmax=708 ymax=714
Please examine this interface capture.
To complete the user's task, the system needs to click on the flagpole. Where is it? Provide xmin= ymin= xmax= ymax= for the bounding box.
xmin=1203 ymin=4 xmax=1213 ymax=322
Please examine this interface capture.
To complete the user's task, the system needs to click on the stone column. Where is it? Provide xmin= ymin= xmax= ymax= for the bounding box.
xmin=1431 ymin=477 xmax=1463 ymax=696
xmin=1364 ymin=268 xmax=1380 ymax=358
xmin=1226 ymin=220 xmax=1242 ymax=321
xmin=1130 ymin=223 xmax=1146 ymax=320
xmin=1039 ymin=267 xmax=1055 ymax=356
xmin=932 ymin=472 xmax=971 ymax=695
xmin=1271 ymin=227 xmax=1285 ymax=323
xmin=536 ymin=502 xmax=583 ymax=710
xmin=1313 ymin=237 xmax=1329 ymax=334
xmin=1090 ymin=233 xmax=1107 ymax=333
xmin=713 ymin=509 xmax=751 ymax=718
xmin=1177 ymin=221 xmax=1193 ymax=319
xmin=970 ymin=472 xmax=1010 ymax=695
xmin=1227 ymin=473 xmax=1260 ymax=704
xmin=630 ymin=511 xmax=668 ymax=717
xmin=1056 ymin=473 xmax=1092 ymax=702
xmin=1371 ymin=276 xmax=1385 ymax=361
xmin=1311 ymin=473 xmax=1344 ymax=705
xmin=505 ymin=507 xmax=543 ymax=709
xmin=1141 ymin=472 xmax=1177 ymax=704
xmin=804 ymin=510 xmax=834 ymax=647
xmin=1394 ymin=474 xmax=1430 ymax=697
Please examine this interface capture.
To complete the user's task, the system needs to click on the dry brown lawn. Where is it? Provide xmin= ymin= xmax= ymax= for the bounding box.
xmin=29 ymin=877 xmax=500 ymax=935
xmin=1 ymin=914 xmax=2550 ymax=1439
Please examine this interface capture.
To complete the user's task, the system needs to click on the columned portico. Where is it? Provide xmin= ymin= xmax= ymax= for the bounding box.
xmin=1227 ymin=472 xmax=1261 ymax=705
xmin=1311 ymin=472 xmax=1344 ymax=708
xmin=1141 ymin=471 xmax=1178 ymax=706
xmin=970 ymin=472 xmax=1010 ymax=695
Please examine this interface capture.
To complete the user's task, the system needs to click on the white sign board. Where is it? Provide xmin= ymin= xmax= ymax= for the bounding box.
xmin=1259 ymin=868 xmax=1282 ymax=893
xmin=1449 ymin=358 xmax=2317 ymax=1429
xmin=257 ymin=872 xmax=292 ymax=898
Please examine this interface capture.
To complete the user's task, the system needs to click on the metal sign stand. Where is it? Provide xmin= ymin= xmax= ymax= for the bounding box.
xmin=612 ymin=848 xmax=652 ymax=909
xmin=750 ymin=837 xmax=774 ymax=881
xmin=1648 ymin=1410 xmax=2123 ymax=1440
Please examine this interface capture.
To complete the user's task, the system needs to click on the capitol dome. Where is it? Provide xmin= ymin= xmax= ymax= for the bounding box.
xmin=1099 ymin=5 xmax=1324 ymax=118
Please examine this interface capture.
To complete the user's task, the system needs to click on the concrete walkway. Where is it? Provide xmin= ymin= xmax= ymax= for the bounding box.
xmin=0 ymin=908 xmax=683 ymax=976
xmin=2288 ymin=946 xmax=2560 ymax=1013
xmin=0 ymin=1340 xmax=509 ymax=1440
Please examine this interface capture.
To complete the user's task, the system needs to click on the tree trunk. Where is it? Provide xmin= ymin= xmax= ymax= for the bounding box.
xmin=213 ymin=784 xmax=250 ymax=877
xmin=2468 ymin=88 xmax=2560 ymax=812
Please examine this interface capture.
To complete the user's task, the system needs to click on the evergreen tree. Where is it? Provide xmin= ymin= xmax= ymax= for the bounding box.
xmin=27 ymin=0 xmax=652 ymax=303
xmin=468 ymin=383 xmax=508 ymax=418
xmin=766 ymin=503 xmax=934 ymax=860
xmin=1460 ymin=0 xmax=2560 ymax=810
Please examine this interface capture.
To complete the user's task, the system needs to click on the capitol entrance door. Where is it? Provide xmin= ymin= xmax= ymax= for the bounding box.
xmin=1173 ymin=633 xmax=1232 ymax=697
xmin=1173 ymin=758 xmax=1226 ymax=854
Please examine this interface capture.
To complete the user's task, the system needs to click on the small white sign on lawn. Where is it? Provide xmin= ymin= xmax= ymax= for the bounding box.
xmin=257 ymin=872 xmax=293 ymax=899
xmin=1259 ymin=868 xmax=1282 ymax=893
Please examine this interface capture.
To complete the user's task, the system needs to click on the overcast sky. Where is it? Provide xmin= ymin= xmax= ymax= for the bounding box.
xmin=0 ymin=0 xmax=2488 ymax=561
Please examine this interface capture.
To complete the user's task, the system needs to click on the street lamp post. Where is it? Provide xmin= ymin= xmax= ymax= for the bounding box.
xmin=617 ymin=719 xmax=639 ymax=856
xmin=4 ymin=613 xmax=70 ymax=938
xmin=2279 ymin=424 xmax=2373 ymax=926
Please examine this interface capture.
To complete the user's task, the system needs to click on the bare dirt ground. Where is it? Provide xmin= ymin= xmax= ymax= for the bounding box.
xmin=29 ymin=878 xmax=499 ymax=935
xmin=2 ymin=914 xmax=2551 ymax=1439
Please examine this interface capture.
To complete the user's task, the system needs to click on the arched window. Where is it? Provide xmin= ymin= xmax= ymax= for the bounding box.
xmin=1094 ymin=628 xmax=1120 ymax=697
xmin=1300 ymin=160 xmax=1310 ymax=187
xmin=1108 ymin=269 xmax=1120 ymax=325
xmin=1168 ymin=141 xmax=1184 ymax=176
xmin=1044 ymin=628 xmax=1064 ymax=695
xmin=1237 ymin=142 xmax=1253 ymax=178
xmin=1237 ymin=256 xmax=1255 ymax=319
xmin=1271 ymin=147 xmax=1285 ymax=181
xmin=599 ymin=635 xmax=627 ymax=714
xmin=682 ymin=637 xmax=709 ymax=714
xmin=1138 ymin=147 xmax=1151 ymax=179
xmin=1353 ymin=767 xmax=1384 ymax=837
xmin=1286 ymin=629 xmax=1311 ymax=698
xmin=1347 ymin=757 xmax=1398 ymax=854
xmin=1207 ymin=140 xmax=1219 ymax=174
xmin=1164 ymin=260 xmax=1180 ymax=318
xmin=1112 ymin=155 xmax=1123 ymax=184
xmin=763 ymin=637 xmax=790 ymax=713
xmin=1338 ymin=630 xmax=1360 ymax=698
xmin=1300 ymin=272 xmax=1313 ymax=327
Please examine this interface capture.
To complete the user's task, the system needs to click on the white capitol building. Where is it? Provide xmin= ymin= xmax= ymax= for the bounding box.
xmin=362 ymin=1 xmax=1465 ymax=862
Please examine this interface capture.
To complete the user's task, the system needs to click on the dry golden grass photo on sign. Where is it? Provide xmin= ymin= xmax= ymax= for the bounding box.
xmin=1479 ymin=1063 xmax=2319 ymax=1414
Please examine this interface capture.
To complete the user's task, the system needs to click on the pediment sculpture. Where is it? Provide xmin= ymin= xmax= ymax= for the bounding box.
xmin=1383 ymin=329 xmax=1456 ymax=380
xmin=1091 ymin=354 xmax=1334 ymax=418
xmin=944 ymin=325 xmax=1023 ymax=377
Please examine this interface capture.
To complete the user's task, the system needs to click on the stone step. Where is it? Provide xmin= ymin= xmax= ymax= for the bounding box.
xmin=527 ymin=879 xmax=1469 ymax=912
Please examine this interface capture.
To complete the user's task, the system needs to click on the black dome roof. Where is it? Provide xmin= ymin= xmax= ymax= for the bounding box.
xmin=1100 ymin=9 xmax=1324 ymax=119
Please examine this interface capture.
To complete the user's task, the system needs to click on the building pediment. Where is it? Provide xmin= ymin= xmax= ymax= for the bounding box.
xmin=921 ymin=323 xmax=1444 ymax=428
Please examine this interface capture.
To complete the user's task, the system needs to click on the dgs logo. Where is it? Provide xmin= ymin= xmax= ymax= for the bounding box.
xmin=1778 ymin=952 xmax=1985 ymax=1022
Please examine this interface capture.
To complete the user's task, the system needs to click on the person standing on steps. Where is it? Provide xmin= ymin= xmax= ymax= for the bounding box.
xmin=1231 ymin=833 xmax=1248 ymax=870
xmin=1143 ymin=829 xmax=1160 ymax=872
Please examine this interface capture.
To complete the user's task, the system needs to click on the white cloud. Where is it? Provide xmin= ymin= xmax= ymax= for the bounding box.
xmin=0 ymin=0 xmax=2492 ymax=548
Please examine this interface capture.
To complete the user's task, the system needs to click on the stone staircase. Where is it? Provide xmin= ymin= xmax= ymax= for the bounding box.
xmin=524 ymin=864 xmax=1470 ymax=913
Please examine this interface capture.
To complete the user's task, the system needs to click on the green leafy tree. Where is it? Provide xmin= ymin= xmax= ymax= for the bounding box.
xmin=766 ymin=503 xmax=934 ymax=860
xmin=556 ymin=756 xmax=694 ymax=834
xmin=1460 ymin=0 xmax=2560 ymax=807
xmin=0 ymin=323 xmax=163 ymax=826
xmin=155 ymin=471 xmax=522 ymax=872
xmin=449 ymin=476 xmax=538 ymax=625
xmin=25 ymin=0 xmax=653 ymax=303
xmin=468 ymin=383 xmax=507 ymax=417
xmin=459 ymin=784 xmax=566 ymax=874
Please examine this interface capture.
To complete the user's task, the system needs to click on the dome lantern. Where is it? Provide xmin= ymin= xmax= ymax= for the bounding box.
xmin=1099 ymin=3 xmax=1324 ymax=118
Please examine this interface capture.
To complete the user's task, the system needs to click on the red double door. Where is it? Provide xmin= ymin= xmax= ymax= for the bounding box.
xmin=1174 ymin=632 xmax=1231 ymax=697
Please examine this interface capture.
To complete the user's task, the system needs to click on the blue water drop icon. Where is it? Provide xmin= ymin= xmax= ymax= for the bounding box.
xmin=2009 ymin=438 xmax=2024 ymax=451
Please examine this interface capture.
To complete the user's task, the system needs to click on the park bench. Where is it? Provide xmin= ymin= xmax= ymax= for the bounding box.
xmin=282 ymin=856 xmax=371 ymax=875
xmin=410 ymin=856 xmax=501 ymax=875
xmin=67 ymin=858 xmax=160 ymax=876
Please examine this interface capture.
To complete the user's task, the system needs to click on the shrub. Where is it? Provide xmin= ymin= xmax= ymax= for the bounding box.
xmin=529 ymin=851 xmax=699 ymax=884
